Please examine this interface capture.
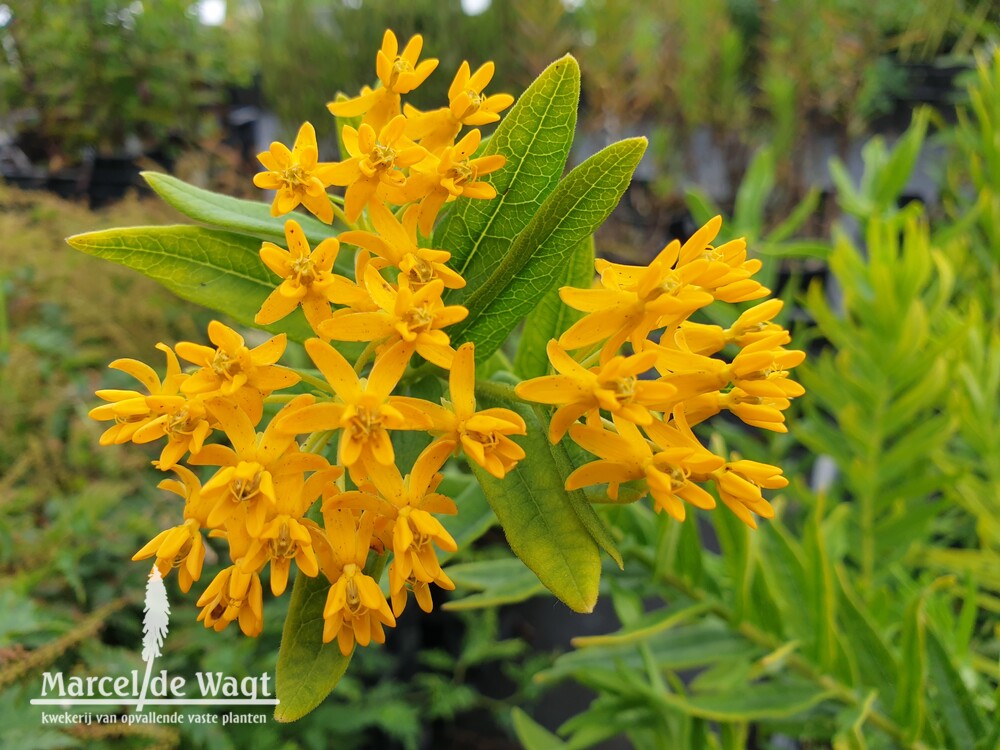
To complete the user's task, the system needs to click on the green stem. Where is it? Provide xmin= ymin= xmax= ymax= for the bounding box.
xmin=302 ymin=430 xmax=334 ymax=455
xmin=298 ymin=370 xmax=334 ymax=394
xmin=473 ymin=379 xmax=521 ymax=403
xmin=353 ymin=340 xmax=380 ymax=374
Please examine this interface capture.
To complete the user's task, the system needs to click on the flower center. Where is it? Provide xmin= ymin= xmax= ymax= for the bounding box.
xmin=290 ymin=255 xmax=317 ymax=285
xmin=702 ymin=245 xmax=723 ymax=262
xmin=611 ymin=376 xmax=637 ymax=405
xmin=231 ymin=472 xmax=262 ymax=503
xmin=405 ymin=255 xmax=435 ymax=286
xmin=166 ymin=408 xmax=195 ymax=438
xmin=281 ymin=164 xmax=309 ymax=188
xmin=445 ymin=160 xmax=475 ymax=186
xmin=349 ymin=406 xmax=382 ymax=440
xmin=368 ymin=143 xmax=397 ymax=172
xmin=458 ymin=89 xmax=483 ymax=119
xmin=268 ymin=522 xmax=298 ymax=559
xmin=403 ymin=305 xmax=434 ymax=334
xmin=211 ymin=349 xmax=240 ymax=377
xmin=389 ymin=57 xmax=414 ymax=88
xmin=171 ymin=537 xmax=193 ymax=568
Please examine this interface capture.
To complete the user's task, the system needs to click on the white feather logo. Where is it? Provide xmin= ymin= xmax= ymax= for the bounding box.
xmin=137 ymin=565 xmax=171 ymax=710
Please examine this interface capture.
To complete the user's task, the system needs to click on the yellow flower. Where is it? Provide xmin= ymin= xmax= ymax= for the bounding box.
xmin=405 ymin=60 xmax=514 ymax=154
xmin=321 ymin=508 xmax=396 ymax=655
xmin=242 ymin=515 xmax=323 ymax=596
xmin=175 ymin=321 xmax=300 ymax=425
xmin=89 ymin=343 xmax=185 ymax=446
xmin=515 ymin=340 xmax=677 ymax=442
xmin=566 ymin=417 xmax=717 ymax=521
xmin=274 ymin=339 xmax=432 ymax=476
xmin=331 ymin=440 xmax=458 ymax=616
xmin=653 ymin=332 xmax=806 ymax=402
xmin=682 ymin=388 xmax=792 ymax=433
xmin=253 ymin=122 xmax=339 ymax=224
xmin=326 ymin=115 xmax=427 ymax=223
xmin=677 ymin=298 xmax=787 ymax=356
xmin=319 ymin=266 xmax=467 ymax=369
xmin=709 ymin=460 xmax=787 ymax=529
xmin=196 ymin=564 xmax=264 ymax=637
xmin=404 ymin=343 xmax=526 ymax=478
xmin=558 ymin=246 xmax=714 ymax=363
xmin=328 ymin=30 xmax=439 ymax=130
xmin=191 ymin=395 xmax=327 ymax=538
xmin=407 ymin=129 xmax=506 ymax=235
xmin=255 ymin=219 xmax=357 ymax=333
xmin=338 ymin=202 xmax=466 ymax=291
xmin=132 ymin=465 xmax=210 ymax=593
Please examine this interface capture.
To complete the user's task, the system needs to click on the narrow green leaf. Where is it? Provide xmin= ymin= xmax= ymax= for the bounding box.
xmin=470 ymin=387 xmax=602 ymax=613
xmin=924 ymin=628 xmax=986 ymax=748
xmin=657 ymin=680 xmax=834 ymax=721
xmin=570 ymin=602 xmax=713 ymax=649
xmin=512 ymin=708 xmax=568 ymax=750
xmin=514 ymin=235 xmax=594 ymax=379
xmin=67 ymin=225 xmax=313 ymax=341
xmin=733 ymin=145 xmax=775 ymax=237
xmin=443 ymin=557 xmax=546 ymax=610
xmin=893 ymin=592 xmax=927 ymax=742
xmin=804 ymin=498 xmax=837 ymax=671
xmin=684 ymin=188 xmax=723 ymax=227
xmin=437 ymin=55 xmax=580 ymax=298
xmin=274 ymin=572 xmax=350 ymax=722
xmin=142 ymin=171 xmax=351 ymax=274
xmin=834 ymin=565 xmax=898 ymax=710
xmin=454 ymin=137 xmax=647 ymax=361
xmin=766 ymin=187 xmax=821 ymax=242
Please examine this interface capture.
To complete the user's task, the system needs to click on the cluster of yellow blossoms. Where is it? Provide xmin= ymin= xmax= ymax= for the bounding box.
xmin=90 ymin=31 xmax=803 ymax=655
xmin=516 ymin=216 xmax=805 ymax=527
xmin=91 ymin=31 xmax=524 ymax=654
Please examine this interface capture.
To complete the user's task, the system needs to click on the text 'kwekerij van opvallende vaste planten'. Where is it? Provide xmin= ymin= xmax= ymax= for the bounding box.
xmin=71 ymin=29 xmax=804 ymax=722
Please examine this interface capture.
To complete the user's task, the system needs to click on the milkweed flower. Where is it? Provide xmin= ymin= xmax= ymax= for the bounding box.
xmin=255 ymin=219 xmax=356 ymax=334
xmin=253 ymin=122 xmax=339 ymax=224
xmin=320 ymin=509 xmax=396 ymax=655
xmin=174 ymin=321 xmax=300 ymax=425
xmin=516 ymin=340 xmax=677 ymax=442
xmin=566 ymin=418 xmax=717 ymax=521
xmin=197 ymin=564 xmax=265 ymax=637
xmin=326 ymin=115 xmax=427 ymax=222
xmin=405 ymin=60 xmax=514 ymax=153
xmin=319 ymin=267 xmax=467 ymax=369
xmin=274 ymin=339 xmax=432 ymax=475
xmin=409 ymin=343 xmax=527 ymax=478
xmin=132 ymin=466 xmax=210 ymax=592
xmin=328 ymin=30 xmax=438 ymax=131
xmin=338 ymin=203 xmax=466 ymax=290
xmin=406 ymin=129 xmax=506 ymax=234
xmin=709 ymin=461 xmax=787 ymax=529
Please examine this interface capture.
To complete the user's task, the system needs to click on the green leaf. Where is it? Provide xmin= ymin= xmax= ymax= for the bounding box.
xmin=470 ymin=385 xmax=602 ymax=613
xmin=570 ymin=602 xmax=714 ymax=649
xmin=732 ymin=145 xmax=775 ymax=237
xmin=658 ymin=680 xmax=834 ymax=721
xmin=512 ymin=708 xmax=568 ymax=750
xmin=437 ymin=55 xmax=580 ymax=299
xmin=67 ymin=225 xmax=313 ymax=339
xmin=684 ymin=188 xmax=723 ymax=227
xmin=443 ymin=557 xmax=546 ymax=610
xmin=274 ymin=572 xmax=350 ymax=722
xmin=142 ymin=171 xmax=351 ymax=274
xmin=893 ymin=592 xmax=927 ymax=742
xmin=924 ymin=628 xmax=986 ymax=748
xmin=514 ymin=235 xmax=594 ymax=379
xmin=453 ymin=137 xmax=647 ymax=361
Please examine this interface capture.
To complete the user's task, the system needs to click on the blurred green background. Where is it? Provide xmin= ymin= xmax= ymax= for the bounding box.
xmin=1 ymin=2 xmax=998 ymax=749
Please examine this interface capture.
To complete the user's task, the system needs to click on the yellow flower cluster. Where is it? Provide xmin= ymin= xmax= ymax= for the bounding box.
xmin=91 ymin=31 xmax=524 ymax=654
xmin=516 ymin=216 xmax=805 ymax=528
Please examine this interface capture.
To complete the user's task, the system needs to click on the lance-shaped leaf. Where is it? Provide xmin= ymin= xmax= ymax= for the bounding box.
xmin=514 ymin=235 xmax=594 ymax=379
xmin=443 ymin=557 xmax=547 ymax=611
xmin=470 ymin=385 xmax=601 ymax=613
xmin=142 ymin=172 xmax=351 ymax=276
xmin=657 ymin=680 xmax=834 ymax=721
xmin=66 ymin=225 xmax=360 ymax=355
xmin=452 ymin=137 xmax=646 ymax=362
xmin=274 ymin=572 xmax=351 ymax=722
xmin=436 ymin=55 xmax=580 ymax=299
